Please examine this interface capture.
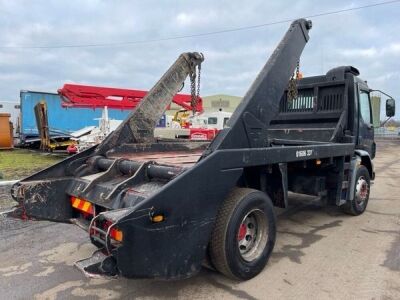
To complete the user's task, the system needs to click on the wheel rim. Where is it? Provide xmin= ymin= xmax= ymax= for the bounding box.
xmin=355 ymin=176 xmax=369 ymax=208
xmin=237 ymin=209 xmax=268 ymax=262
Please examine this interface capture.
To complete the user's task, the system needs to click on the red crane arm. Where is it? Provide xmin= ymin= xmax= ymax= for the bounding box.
xmin=58 ymin=84 xmax=203 ymax=112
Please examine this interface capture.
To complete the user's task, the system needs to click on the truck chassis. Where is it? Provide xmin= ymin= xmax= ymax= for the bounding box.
xmin=11 ymin=19 xmax=381 ymax=280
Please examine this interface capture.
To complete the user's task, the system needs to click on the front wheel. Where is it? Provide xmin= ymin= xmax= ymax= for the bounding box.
xmin=209 ymin=188 xmax=276 ymax=280
xmin=342 ymin=165 xmax=371 ymax=215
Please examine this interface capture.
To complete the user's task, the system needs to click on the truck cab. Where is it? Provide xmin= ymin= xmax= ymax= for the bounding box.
xmin=269 ymin=66 xmax=395 ymax=162
xmin=355 ymin=76 xmax=375 ymax=157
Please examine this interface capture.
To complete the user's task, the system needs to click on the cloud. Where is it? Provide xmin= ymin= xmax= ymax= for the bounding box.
xmin=0 ymin=0 xmax=399 ymax=114
xmin=340 ymin=43 xmax=400 ymax=59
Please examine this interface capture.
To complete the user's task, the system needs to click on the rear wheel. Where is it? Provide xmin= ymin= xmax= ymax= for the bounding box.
xmin=342 ymin=165 xmax=370 ymax=215
xmin=209 ymin=188 xmax=276 ymax=280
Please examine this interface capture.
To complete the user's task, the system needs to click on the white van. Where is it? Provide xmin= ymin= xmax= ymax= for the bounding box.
xmin=190 ymin=111 xmax=232 ymax=130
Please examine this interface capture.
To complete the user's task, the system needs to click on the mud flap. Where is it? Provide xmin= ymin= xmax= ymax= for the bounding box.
xmin=75 ymin=249 xmax=118 ymax=279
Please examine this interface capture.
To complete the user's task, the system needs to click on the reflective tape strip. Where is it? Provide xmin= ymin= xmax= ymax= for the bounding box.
xmin=82 ymin=201 xmax=92 ymax=213
xmin=71 ymin=197 xmax=93 ymax=214
xmin=72 ymin=198 xmax=81 ymax=209
xmin=78 ymin=200 xmax=85 ymax=210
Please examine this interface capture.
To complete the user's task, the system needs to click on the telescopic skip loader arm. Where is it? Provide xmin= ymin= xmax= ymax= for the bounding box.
xmin=12 ymin=19 xmax=312 ymax=279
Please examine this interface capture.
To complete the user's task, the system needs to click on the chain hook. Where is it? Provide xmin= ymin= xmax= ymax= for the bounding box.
xmin=189 ymin=53 xmax=203 ymax=115
xmin=287 ymin=60 xmax=300 ymax=102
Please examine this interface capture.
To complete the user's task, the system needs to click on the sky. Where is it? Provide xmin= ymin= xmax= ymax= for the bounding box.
xmin=0 ymin=0 xmax=399 ymax=118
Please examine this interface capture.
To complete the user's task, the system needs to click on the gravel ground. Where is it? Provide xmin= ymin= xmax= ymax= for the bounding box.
xmin=0 ymin=183 xmax=17 ymax=210
xmin=0 ymin=140 xmax=399 ymax=299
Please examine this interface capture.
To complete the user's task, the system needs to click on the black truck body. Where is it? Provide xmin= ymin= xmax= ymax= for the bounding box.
xmin=10 ymin=19 xmax=395 ymax=280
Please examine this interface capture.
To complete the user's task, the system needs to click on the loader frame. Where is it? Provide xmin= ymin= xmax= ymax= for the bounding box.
xmin=11 ymin=19 xmax=377 ymax=279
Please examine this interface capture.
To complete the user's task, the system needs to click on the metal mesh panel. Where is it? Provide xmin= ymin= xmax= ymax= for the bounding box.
xmin=279 ymin=85 xmax=345 ymax=113
xmin=279 ymin=89 xmax=314 ymax=112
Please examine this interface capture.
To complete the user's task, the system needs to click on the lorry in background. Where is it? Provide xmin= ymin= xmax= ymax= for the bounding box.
xmin=59 ymin=84 xmax=204 ymax=152
xmin=18 ymin=90 xmax=131 ymax=147
xmin=19 ymin=87 xmax=202 ymax=147
xmin=11 ymin=19 xmax=396 ymax=281
xmin=188 ymin=110 xmax=232 ymax=140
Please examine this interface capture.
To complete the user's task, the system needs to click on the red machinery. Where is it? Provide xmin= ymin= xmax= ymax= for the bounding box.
xmin=58 ymin=84 xmax=203 ymax=112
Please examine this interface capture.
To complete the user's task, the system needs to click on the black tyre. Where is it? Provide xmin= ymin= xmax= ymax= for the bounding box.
xmin=342 ymin=165 xmax=370 ymax=216
xmin=209 ymin=188 xmax=276 ymax=280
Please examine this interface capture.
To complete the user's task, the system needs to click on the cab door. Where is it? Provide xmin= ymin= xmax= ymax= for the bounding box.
xmin=357 ymin=86 xmax=375 ymax=158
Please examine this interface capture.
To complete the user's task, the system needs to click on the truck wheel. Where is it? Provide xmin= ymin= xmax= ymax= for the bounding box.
xmin=209 ymin=188 xmax=276 ymax=280
xmin=342 ymin=165 xmax=370 ymax=216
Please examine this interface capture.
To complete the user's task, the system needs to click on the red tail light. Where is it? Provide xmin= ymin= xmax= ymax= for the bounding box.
xmin=110 ymin=228 xmax=123 ymax=242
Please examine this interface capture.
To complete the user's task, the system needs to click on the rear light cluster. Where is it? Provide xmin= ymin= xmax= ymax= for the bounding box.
xmin=71 ymin=196 xmax=123 ymax=243
xmin=110 ymin=227 xmax=123 ymax=242
xmin=103 ymin=220 xmax=124 ymax=242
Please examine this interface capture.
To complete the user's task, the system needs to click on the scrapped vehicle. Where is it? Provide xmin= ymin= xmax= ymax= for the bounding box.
xmin=11 ymin=18 xmax=396 ymax=280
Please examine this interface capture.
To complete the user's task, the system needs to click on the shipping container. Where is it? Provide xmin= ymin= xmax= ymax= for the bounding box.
xmin=0 ymin=113 xmax=13 ymax=149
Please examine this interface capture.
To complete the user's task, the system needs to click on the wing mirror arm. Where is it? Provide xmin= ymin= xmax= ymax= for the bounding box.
xmin=369 ymin=89 xmax=396 ymax=118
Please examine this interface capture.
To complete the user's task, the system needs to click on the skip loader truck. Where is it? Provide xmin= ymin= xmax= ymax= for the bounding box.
xmin=10 ymin=19 xmax=396 ymax=280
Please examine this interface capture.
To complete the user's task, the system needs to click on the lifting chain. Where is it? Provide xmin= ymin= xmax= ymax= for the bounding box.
xmin=287 ymin=60 xmax=300 ymax=102
xmin=189 ymin=56 xmax=202 ymax=115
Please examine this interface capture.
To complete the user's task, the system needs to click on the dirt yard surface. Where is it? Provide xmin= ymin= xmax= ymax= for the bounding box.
xmin=0 ymin=140 xmax=399 ymax=299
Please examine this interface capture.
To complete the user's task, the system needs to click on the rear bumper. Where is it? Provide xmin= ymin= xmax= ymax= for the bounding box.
xmin=75 ymin=249 xmax=118 ymax=278
xmin=70 ymin=217 xmax=208 ymax=279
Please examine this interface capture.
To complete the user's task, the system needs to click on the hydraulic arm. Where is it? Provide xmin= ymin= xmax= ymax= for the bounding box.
xmin=96 ymin=52 xmax=204 ymax=153
xmin=208 ymin=19 xmax=312 ymax=152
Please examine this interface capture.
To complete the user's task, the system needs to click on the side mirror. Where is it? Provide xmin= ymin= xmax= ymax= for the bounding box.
xmin=386 ymin=98 xmax=395 ymax=117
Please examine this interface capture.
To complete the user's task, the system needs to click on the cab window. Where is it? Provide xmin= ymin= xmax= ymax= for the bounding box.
xmin=223 ymin=117 xmax=230 ymax=127
xmin=359 ymin=90 xmax=371 ymax=124
xmin=208 ymin=117 xmax=218 ymax=125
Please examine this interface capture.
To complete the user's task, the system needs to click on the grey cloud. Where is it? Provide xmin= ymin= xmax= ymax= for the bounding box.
xmin=0 ymin=0 xmax=399 ymax=120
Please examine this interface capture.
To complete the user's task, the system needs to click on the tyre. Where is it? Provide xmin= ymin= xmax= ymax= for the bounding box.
xmin=342 ymin=165 xmax=370 ymax=216
xmin=209 ymin=188 xmax=276 ymax=280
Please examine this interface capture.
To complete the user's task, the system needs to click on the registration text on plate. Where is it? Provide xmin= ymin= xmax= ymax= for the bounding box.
xmin=296 ymin=149 xmax=313 ymax=158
